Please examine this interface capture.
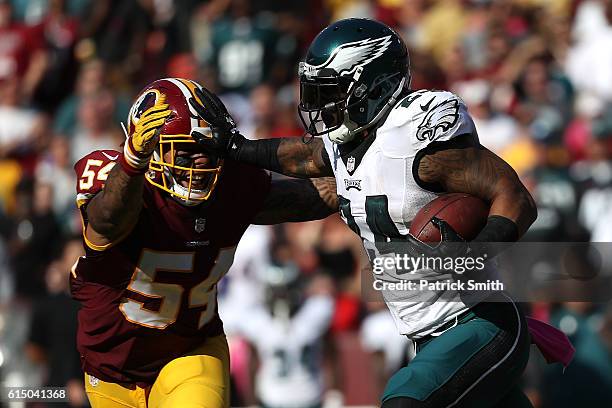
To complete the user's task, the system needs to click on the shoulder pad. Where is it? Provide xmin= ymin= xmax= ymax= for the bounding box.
xmin=389 ymin=90 xmax=462 ymax=128
xmin=74 ymin=150 xmax=120 ymax=208
xmin=377 ymin=90 xmax=477 ymax=158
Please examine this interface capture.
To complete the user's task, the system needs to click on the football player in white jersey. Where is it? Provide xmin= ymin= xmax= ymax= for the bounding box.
xmin=191 ymin=18 xmax=538 ymax=408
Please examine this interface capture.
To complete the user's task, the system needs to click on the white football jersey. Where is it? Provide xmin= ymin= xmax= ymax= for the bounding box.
xmin=323 ymin=90 xmax=494 ymax=338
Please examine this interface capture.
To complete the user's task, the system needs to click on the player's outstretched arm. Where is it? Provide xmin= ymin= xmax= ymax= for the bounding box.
xmin=252 ymin=177 xmax=338 ymax=224
xmin=192 ymin=129 xmax=334 ymax=178
xmin=85 ymin=98 xmax=171 ymax=247
xmin=236 ymin=136 xmax=334 ymax=178
xmin=188 ymin=87 xmax=334 ymax=178
xmin=417 ymin=136 xmax=537 ymax=240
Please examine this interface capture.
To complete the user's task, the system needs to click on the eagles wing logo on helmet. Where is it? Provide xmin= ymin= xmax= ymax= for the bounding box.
xmin=303 ymin=35 xmax=393 ymax=76
xmin=416 ymin=98 xmax=460 ymax=142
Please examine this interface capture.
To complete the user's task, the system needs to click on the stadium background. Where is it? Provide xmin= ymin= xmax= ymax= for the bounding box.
xmin=1 ymin=0 xmax=612 ymax=406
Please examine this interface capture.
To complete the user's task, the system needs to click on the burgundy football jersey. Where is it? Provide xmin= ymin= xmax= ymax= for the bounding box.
xmin=71 ymin=150 xmax=271 ymax=385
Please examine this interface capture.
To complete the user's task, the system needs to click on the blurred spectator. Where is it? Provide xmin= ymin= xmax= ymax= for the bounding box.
xmin=420 ymin=0 xmax=467 ymax=66
xmin=35 ymin=136 xmax=77 ymax=231
xmin=270 ymin=81 xmax=303 ymax=138
xmin=239 ymin=266 xmax=334 ymax=408
xmin=514 ymin=56 xmax=573 ymax=143
xmin=68 ymin=90 xmax=123 ymax=164
xmin=1 ymin=177 xmax=61 ymax=298
xmin=78 ymin=0 xmax=150 ymax=73
xmin=566 ymin=0 xmax=612 ymax=102
xmin=0 ymin=0 xmax=46 ymax=101
xmin=237 ymin=83 xmax=277 ymax=139
xmin=0 ymin=76 xmax=47 ymax=161
xmin=0 ymin=75 xmax=47 ymax=211
xmin=455 ymin=79 xmax=520 ymax=156
xmin=26 ymin=237 xmax=87 ymax=407
xmin=563 ymin=93 xmax=605 ymax=162
xmin=53 ymin=59 xmax=130 ymax=138
xmin=220 ymin=225 xmax=272 ymax=333
xmin=316 ymin=217 xmax=364 ymax=333
xmin=541 ymin=302 xmax=612 ymax=407
xmin=360 ymin=302 xmax=410 ymax=393
xmin=136 ymin=1 xmax=204 ymax=89
xmin=573 ymin=129 xmax=612 ymax=235
xmin=196 ymin=0 xmax=298 ymax=94
xmin=31 ymin=0 xmax=80 ymax=112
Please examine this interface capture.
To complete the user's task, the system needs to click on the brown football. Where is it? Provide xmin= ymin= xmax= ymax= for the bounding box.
xmin=409 ymin=193 xmax=489 ymax=243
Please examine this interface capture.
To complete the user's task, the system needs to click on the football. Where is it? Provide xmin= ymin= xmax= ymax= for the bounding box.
xmin=409 ymin=193 xmax=490 ymax=243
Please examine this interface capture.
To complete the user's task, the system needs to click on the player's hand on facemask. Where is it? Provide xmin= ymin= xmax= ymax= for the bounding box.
xmin=122 ymin=95 xmax=172 ymax=173
xmin=189 ymin=86 xmax=246 ymax=159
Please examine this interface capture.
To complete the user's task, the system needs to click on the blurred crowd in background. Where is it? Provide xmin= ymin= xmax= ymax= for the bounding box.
xmin=0 ymin=0 xmax=612 ymax=406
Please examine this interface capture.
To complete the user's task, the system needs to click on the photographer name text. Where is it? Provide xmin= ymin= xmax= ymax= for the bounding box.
xmin=373 ymin=279 xmax=504 ymax=292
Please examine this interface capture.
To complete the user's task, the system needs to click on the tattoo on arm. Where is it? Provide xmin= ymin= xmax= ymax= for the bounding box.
xmin=277 ymin=138 xmax=334 ymax=178
xmin=417 ymin=144 xmax=537 ymax=236
xmin=252 ymin=177 xmax=338 ymax=225
xmin=86 ymin=165 xmax=144 ymax=242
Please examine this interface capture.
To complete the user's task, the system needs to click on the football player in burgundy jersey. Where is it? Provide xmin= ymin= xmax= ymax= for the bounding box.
xmin=71 ymin=78 xmax=338 ymax=408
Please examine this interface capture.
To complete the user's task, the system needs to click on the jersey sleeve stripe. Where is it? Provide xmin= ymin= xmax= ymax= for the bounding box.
xmin=76 ymin=193 xmax=95 ymax=209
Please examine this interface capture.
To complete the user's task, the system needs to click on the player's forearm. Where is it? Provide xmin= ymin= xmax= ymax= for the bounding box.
xmin=87 ymin=165 xmax=144 ymax=240
xmin=466 ymin=185 xmax=536 ymax=259
xmin=277 ymin=137 xmax=333 ymax=178
xmin=252 ymin=177 xmax=338 ymax=224
xmin=485 ymin=178 xmax=537 ymax=238
xmin=232 ymin=136 xmax=333 ymax=178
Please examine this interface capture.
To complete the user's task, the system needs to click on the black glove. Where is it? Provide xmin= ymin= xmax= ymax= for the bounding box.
xmin=189 ymin=86 xmax=245 ymax=158
xmin=406 ymin=217 xmax=471 ymax=259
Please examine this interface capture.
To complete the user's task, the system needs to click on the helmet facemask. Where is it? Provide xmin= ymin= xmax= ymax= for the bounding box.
xmin=147 ymin=131 xmax=223 ymax=206
xmin=298 ymin=63 xmax=406 ymax=144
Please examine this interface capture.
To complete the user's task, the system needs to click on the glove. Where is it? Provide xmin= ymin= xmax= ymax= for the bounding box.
xmin=121 ymin=94 xmax=171 ymax=174
xmin=188 ymin=86 xmax=245 ymax=158
xmin=406 ymin=217 xmax=471 ymax=260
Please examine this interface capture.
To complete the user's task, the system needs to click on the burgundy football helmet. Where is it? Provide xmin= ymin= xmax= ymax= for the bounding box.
xmin=125 ymin=78 xmax=222 ymax=205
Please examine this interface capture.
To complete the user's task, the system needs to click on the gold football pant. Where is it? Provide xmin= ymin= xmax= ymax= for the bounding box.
xmin=84 ymin=335 xmax=230 ymax=408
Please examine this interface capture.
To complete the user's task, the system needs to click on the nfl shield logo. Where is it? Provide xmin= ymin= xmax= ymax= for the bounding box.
xmin=195 ymin=218 xmax=206 ymax=233
xmin=347 ymin=156 xmax=355 ymax=173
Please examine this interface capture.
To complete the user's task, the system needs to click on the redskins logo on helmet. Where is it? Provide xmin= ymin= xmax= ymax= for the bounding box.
xmin=125 ymin=78 xmax=223 ymax=205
